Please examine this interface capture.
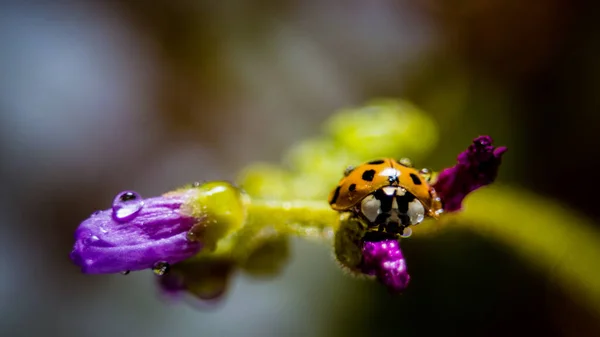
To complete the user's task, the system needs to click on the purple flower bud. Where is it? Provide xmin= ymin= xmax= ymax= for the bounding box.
xmin=69 ymin=191 xmax=202 ymax=274
xmin=433 ymin=135 xmax=507 ymax=212
xmin=361 ymin=238 xmax=410 ymax=293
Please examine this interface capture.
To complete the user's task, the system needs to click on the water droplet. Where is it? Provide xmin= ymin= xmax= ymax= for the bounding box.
xmin=344 ymin=166 xmax=355 ymax=176
xmin=398 ymin=158 xmax=413 ymax=168
xmin=419 ymin=168 xmax=432 ymax=182
xmin=400 ymin=227 xmax=412 ymax=238
xmin=92 ymin=211 xmax=101 ymax=216
xmin=192 ymin=181 xmax=203 ymax=187
xmin=121 ymin=270 xmax=130 ymax=275
xmin=112 ymin=191 xmax=143 ymax=222
xmin=153 ymin=261 xmax=170 ymax=276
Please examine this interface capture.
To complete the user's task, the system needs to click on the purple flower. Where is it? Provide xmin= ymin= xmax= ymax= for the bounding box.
xmin=361 ymin=238 xmax=410 ymax=293
xmin=433 ymin=135 xmax=507 ymax=212
xmin=70 ymin=190 xmax=202 ymax=274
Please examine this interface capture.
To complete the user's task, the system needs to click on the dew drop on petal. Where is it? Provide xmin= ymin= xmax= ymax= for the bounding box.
xmin=112 ymin=191 xmax=144 ymax=223
xmin=121 ymin=270 xmax=130 ymax=275
xmin=153 ymin=261 xmax=170 ymax=276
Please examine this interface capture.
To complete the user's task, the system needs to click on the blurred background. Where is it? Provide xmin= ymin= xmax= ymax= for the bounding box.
xmin=1 ymin=1 xmax=600 ymax=336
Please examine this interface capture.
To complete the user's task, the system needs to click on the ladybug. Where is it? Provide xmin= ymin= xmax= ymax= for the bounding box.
xmin=329 ymin=158 xmax=443 ymax=237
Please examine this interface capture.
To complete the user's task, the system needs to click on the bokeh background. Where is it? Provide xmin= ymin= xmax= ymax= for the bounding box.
xmin=2 ymin=1 xmax=600 ymax=337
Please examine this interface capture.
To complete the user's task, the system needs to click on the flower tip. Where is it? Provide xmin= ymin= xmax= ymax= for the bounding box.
xmin=494 ymin=145 xmax=508 ymax=157
xmin=383 ymin=267 xmax=410 ymax=294
xmin=70 ymin=192 xmax=202 ymax=274
xmin=361 ymin=238 xmax=411 ymax=293
xmin=433 ymin=135 xmax=507 ymax=212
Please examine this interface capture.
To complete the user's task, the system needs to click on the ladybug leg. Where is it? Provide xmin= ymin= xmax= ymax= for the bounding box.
xmin=334 ymin=214 xmax=368 ymax=274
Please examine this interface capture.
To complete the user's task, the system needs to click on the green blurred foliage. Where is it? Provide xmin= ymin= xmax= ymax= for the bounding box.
xmin=237 ymin=99 xmax=438 ymax=200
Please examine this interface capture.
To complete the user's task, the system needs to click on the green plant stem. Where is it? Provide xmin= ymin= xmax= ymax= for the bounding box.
xmin=453 ymin=185 xmax=600 ymax=315
xmin=245 ymin=200 xmax=340 ymax=240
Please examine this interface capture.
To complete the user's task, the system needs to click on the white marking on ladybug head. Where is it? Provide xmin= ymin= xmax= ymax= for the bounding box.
xmin=382 ymin=186 xmax=395 ymax=196
xmin=382 ymin=186 xmax=405 ymax=197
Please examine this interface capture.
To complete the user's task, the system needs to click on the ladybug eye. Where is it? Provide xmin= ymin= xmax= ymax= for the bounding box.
xmin=407 ymin=200 xmax=425 ymax=225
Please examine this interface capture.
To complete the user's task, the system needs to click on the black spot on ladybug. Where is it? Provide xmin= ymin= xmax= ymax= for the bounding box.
xmin=329 ymin=186 xmax=341 ymax=205
xmin=367 ymin=159 xmax=385 ymax=165
xmin=409 ymin=173 xmax=422 ymax=185
xmin=349 ymin=184 xmax=356 ymax=192
xmin=362 ymin=169 xmax=376 ymax=182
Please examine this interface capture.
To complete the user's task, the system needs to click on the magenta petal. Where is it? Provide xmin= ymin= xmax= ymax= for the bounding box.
xmin=361 ymin=239 xmax=410 ymax=293
xmin=433 ymin=135 xmax=507 ymax=212
xmin=70 ymin=193 xmax=202 ymax=274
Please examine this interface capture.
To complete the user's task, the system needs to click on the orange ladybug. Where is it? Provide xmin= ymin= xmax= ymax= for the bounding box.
xmin=329 ymin=158 xmax=443 ymax=237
